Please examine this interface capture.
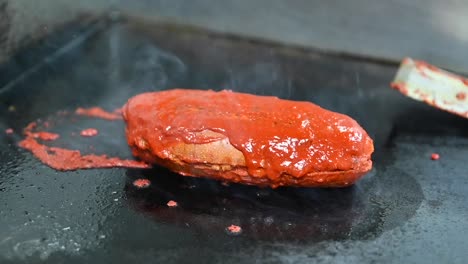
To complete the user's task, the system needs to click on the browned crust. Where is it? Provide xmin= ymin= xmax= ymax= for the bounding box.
xmin=129 ymin=131 xmax=372 ymax=188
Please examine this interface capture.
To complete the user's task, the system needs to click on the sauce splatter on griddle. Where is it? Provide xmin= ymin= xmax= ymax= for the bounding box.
xmin=19 ymin=137 xmax=149 ymax=170
xmin=133 ymin=178 xmax=151 ymax=188
xmin=431 ymin=153 xmax=440 ymax=160
xmin=167 ymin=200 xmax=178 ymax=207
xmin=31 ymin=131 xmax=59 ymax=141
xmin=80 ymin=128 xmax=99 ymax=137
xmin=226 ymin=224 xmax=242 ymax=235
xmin=5 ymin=128 xmax=13 ymax=134
xmin=18 ymin=108 xmax=150 ymax=171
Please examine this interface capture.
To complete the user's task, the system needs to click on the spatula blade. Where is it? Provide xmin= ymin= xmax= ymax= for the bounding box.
xmin=391 ymin=58 xmax=468 ymax=118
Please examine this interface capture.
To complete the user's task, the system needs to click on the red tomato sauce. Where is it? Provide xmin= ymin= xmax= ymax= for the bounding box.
xmin=75 ymin=107 xmax=122 ymax=120
xmin=80 ymin=128 xmax=99 ymax=137
xmin=18 ymin=108 xmax=149 ymax=171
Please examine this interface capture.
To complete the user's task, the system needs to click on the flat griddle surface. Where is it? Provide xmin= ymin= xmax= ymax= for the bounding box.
xmin=1 ymin=17 xmax=468 ymax=263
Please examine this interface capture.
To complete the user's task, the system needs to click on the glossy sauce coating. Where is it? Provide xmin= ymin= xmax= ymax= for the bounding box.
xmin=124 ymin=89 xmax=373 ymax=182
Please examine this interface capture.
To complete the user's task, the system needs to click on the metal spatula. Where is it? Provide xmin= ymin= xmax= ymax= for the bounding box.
xmin=391 ymin=58 xmax=468 ymax=119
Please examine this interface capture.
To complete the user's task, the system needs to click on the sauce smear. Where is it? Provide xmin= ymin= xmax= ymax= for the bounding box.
xmin=31 ymin=132 xmax=59 ymax=141
xmin=456 ymin=92 xmax=466 ymax=101
xmin=76 ymin=107 xmax=122 ymax=120
xmin=18 ymin=107 xmax=150 ymax=171
xmin=19 ymin=137 xmax=149 ymax=170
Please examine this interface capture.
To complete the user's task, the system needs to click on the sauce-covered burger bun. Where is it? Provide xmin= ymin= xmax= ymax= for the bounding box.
xmin=123 ymin=89 xmax=374 ymax=188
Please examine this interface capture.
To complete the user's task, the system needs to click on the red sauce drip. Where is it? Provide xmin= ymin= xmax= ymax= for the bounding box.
xmin=456 ymin=92 xmax=466 ymax=101
xmin=226 ymin=225 xmax=242 ymax=234
xmin=133 ymin=178 xmax=151 ymax=188
xmin=80 ymin=128 xmax=99 ymax=137
xmin=5 ymin=128 xmax=13 ymax=134
xmin=431 ymin=153 xmax=440 ymax=160
xmin=75 ymin=107 xmax=122 ymax=120
xmin=166 ymin=200 xmax=178 ymax=207
xmin=123 ymin=90 xmax=373 ymax=179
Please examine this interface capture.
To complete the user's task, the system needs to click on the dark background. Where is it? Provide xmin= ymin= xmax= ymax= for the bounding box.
xmin=1 ymin=0 xmax=468 ymax=72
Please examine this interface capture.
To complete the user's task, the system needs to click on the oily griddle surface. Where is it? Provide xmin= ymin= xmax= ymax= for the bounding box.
xmin=0 ymin=17 xmax=468 ymax=263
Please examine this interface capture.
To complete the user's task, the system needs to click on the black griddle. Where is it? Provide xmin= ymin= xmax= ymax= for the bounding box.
xmin=1 ymin=15 xmax=468 ymax=264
